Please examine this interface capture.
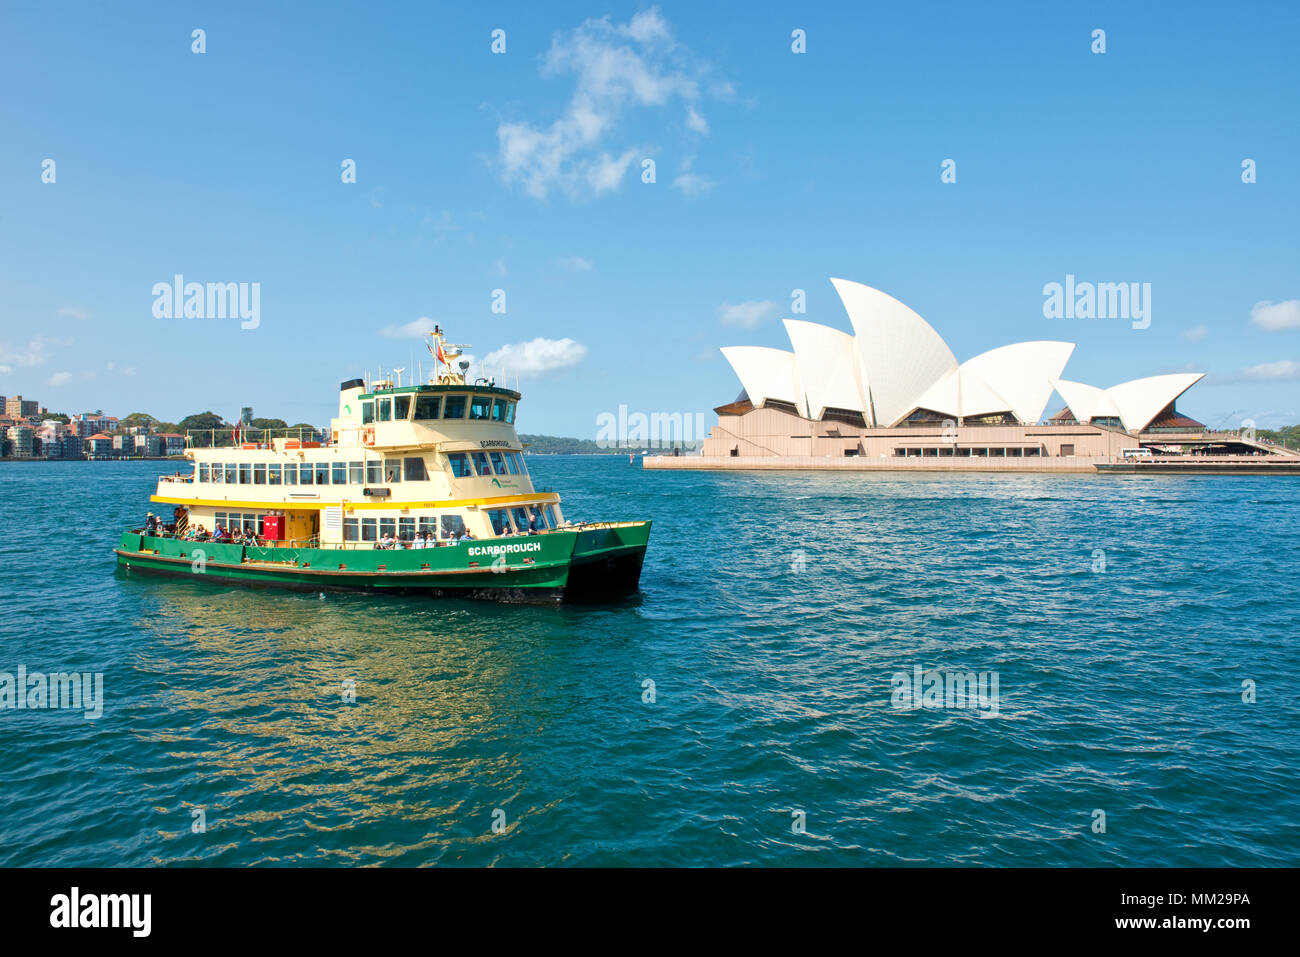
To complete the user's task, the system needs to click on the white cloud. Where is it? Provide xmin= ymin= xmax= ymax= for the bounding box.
xmin=482 ymin=337 xmax=588 ymax=376
xmin=672 ymin=171 xmax=714 ymax=196
xmin=0 ymin=336 xmax=64 ymax=367
xmin=685 ymin=107 xmax=709 ymax=134
xmin=495 ymin=6 xmax=721 ymax=199
xmin=558 ymin=255 xmax=594 ymax=271
xmin=47 ymin=371 xmax=72 ymax=386
xmin=1183 ymin=324 xmax=1208 ymax=341
xmin=1242 ymin=359 xmax=1300 ymax=381
xmin=1250 ymin=299 xmax=1300 ymax=331
xmin=57 ymin=306 xmax=91 ymax=320
xmin=380 ymin=316 xmax=438 ymax=339
xmin=493 ymin=259 xmax=508 ymax=277
xmin=717 ymin=300 xmax=780 ymax=328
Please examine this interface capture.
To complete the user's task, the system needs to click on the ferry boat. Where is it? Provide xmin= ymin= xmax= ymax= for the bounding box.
xmin=114 ymin=329 xmax=651 ymax=601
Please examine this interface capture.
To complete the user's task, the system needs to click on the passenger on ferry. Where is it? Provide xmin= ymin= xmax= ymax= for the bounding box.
xmin=527 ymin=514 xmax=540 ymax=534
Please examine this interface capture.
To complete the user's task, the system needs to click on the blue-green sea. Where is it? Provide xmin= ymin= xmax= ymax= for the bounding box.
xmin=1 ymin=458 xmax=1296 ymax=867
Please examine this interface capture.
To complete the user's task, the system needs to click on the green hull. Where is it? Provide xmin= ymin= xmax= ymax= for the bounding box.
xmin=114 ymin=522 xmax=651 ymax=603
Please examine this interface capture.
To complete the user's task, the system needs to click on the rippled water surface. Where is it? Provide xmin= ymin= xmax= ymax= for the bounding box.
xmin=1 ymin=458 xmax=1296 ymax=866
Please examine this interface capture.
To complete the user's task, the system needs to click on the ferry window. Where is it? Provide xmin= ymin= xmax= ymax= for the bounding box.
xmin=299 ymin=463 xmax=314 ymax=485
xmin=269 ymin=464 xmax=282 ymax=485
xmin=536 ymin=507 xmax=551 ymax=530
xmin=502 ymin=453 xmax=520 ymax=475
xmin=511 ymin=507 xmax=531 ymax=530
xmin=489 ymin=451 xmax=508 ymax=474
xmin=470 ymin=395 xmax=493 ymax=420
xmin=348 ymin=461 xmax=363 ymax=484
xmin=344 ymin=518 xmax=359 ymax=542
xmin=366 ymin=461 xmax=382 ymax=484
xmin=418 ymin=516 xmax=436 ymax=537
xmin=315 ymin=463 xmax=330 ymax=485
xmin=384 ymin=458 xmax=402 ymax=482
xmin=332 ymin=462 xmax=346 ymax=484
xmin=472 ymin=451 xmax=492 ymax=475
xmin=443 ymin=394 xmax=467 ymax=419
xmin=394 ymin=395 xmax=411 ymax=420
xmin=543 ymin=505 xmax=558 ymax=528
xmin=505 ymin=402 xmax=516 ymax=425
xmin=399 ymin=517 xmax=415 ymax=542
xmin=447 ymin=453 xmax=472 ymax=477
xmin=487 ymin=509 xmax=511 ymax=535
xmin=199 ymin=463 xmax=210 ymax=482
xmin=215 ymin=511 xmax=226 ymax=529
xmin=509 ymin=452 xmax=527 ymax=475
xmin=379 ymin=518 xmax=396 ymax=540
xmin=414 ymin=395 xmax=441 ymax=420
xmin=377 ymin=398 xmax=392 ymax=422
xmin=254 ymin=463 xmax=267 ymax=485
xmin=361 ymin=401 xmax=374 ymax=425
xmin=238 ymin=464 xmax=251 ymax=484
xmin=283 ymin=465 xmax=297 ymax=486
xmin=361 ymin=517 xmax=377 ymax=542
xmin=404 ymin=457 xmax=427 ymax=481
xmin=491 ymin=398 xmax=507 ymax=422
xmin=212 ymin=465 xmax=223 ymax=484
xmin=243 ymin=515 xmax=258 ymax=534
xmin=441 ymin=514 xmax=466 ymax=539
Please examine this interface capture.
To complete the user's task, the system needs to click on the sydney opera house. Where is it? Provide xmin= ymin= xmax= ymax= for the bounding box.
xmin=647 ymin=278 xmax=1294 ymax=472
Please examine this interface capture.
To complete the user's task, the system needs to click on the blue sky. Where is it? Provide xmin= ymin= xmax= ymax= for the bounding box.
xmin=1 ymin=1 xmax=1297 ymax=434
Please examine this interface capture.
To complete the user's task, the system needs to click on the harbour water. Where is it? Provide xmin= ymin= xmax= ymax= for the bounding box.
xmin=1 ymin=458 xmax=1296 ymax=866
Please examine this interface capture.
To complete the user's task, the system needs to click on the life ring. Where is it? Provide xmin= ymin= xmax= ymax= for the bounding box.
xmin=363 ymin=426 xmax=375 ymax=446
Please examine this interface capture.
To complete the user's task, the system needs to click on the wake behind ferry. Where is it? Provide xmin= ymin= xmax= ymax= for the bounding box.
xmin=114 ymin=328 xmax=651 ymax=602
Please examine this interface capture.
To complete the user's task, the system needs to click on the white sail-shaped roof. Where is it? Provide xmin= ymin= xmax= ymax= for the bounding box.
xmin=1052 ymin=373 xmax=1202 ymax=431
xmin=906 ymin=342 xmax=1073 ymax=424
xmin=909 ymin=367 xmax=1008 ymax=421
xmin=720 ymin=346 xmax=802 ymax=412
xmin=1051 ymin=380 xmax=1115 ymax=425
xmin=783 ymin=319 xmax=870 ymax=422
xmin=1107 ymin=373 xmax=1204 ymax=432
xmin=831 ymin=278 xmax=958 ymax=427
xmin=960 ymin=341 xmax=1075 ymax=424
xmin=716 ymin=279 xmax=1203 ymax=432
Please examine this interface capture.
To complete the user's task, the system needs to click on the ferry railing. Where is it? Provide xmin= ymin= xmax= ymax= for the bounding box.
xmin=185 ymin=427 xmax=325 ymax=449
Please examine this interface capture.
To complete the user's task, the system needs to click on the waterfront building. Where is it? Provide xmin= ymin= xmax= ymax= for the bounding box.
xmin=5 ymin=395 xmax=40 ymax=418
xmin=6 ymin=425 xmax=35 ymax=458
xmin=86 ymin=433 xmax=116 ymax=460
xmin=646 ymin=279 xmax=1297 ymax=473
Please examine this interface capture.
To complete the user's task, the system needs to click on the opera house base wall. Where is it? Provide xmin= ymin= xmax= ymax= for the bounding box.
xmin=643 ymin=454 xmax=1110 ymax=473
xmin=644 ymin=410 xmax=1139 ymax=472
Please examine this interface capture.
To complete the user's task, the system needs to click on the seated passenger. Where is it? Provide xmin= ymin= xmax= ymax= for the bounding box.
xmin=527 ymin=514 xmax=540 ymax=534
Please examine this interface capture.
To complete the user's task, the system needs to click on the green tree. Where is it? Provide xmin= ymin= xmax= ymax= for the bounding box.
xmin=178 ymin=412 xmax=227 ymax=431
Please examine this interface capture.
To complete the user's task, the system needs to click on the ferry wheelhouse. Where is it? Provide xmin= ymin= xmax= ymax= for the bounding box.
xmin=114 ymin=331 xmax=651 ymax=601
